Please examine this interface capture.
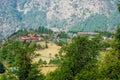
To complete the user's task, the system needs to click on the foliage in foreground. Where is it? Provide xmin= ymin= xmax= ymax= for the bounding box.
xmin=46 ymin=25 xmax=120 ymax=80
xmin=45 ymin=35 xmax=101 ymax=80
xmin=0 ymin=41 xmax=45 ymax=80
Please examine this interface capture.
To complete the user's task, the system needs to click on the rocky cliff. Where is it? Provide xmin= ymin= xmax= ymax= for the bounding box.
xmin=0 ymin=0 xmax=120 ymax=39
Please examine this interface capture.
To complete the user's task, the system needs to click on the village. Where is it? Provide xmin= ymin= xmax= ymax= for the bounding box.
xmin=0 ymin=28 xmax=114 ymax=78
xmin=0 ymin=26 xmax=111 ymax=75
xmin=15 ymin=31 xmax=102 ymax=74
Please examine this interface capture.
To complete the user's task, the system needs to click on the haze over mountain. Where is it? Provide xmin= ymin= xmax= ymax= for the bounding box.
xmin=0 ymin=0 xmax=120 ymax=39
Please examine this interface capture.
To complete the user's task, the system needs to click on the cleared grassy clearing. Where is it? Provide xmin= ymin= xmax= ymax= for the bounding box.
xmin=34 ymin=41 xmax=61 ymax=63
xmin=33 ymin=41 xmax=60 ymax=74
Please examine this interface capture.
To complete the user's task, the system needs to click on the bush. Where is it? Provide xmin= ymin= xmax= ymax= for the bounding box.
xmin=49 ymin=59 xmax=60 ymax=65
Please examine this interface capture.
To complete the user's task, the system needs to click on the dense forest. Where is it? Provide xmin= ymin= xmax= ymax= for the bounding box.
xmin=0 ymin=1 xmax=120 ymax=80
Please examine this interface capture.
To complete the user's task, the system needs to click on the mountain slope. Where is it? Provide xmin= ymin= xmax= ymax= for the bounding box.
xmin=0 ymin=0 xmax=120 ymax=38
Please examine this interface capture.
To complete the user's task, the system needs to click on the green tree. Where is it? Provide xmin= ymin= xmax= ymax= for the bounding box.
xmin=74 ymin=60 xmax=99 ymax=80
xmin=101 ymin=59 xmax=120 ymax=79
xmin=0 ymin=75 xmax=7 ymax=80
xmin=46 ymin=36 xmax=101 ymax=80
xmin=114 ymin=25 xmax=120 ymax=59
xmin=45 ymin=41 xmax=48 ymax=48
xmin=14 ymin=41 xmax=44 ymax=80
xmin=97 ymin=3 xmax=120 ymax=79
xmin=0 ymin=41 xmax=45 ymax=80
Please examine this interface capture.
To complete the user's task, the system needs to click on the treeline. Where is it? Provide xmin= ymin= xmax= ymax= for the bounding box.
xmin=7 ymin=26 xmax=53 ymax=41
xmin=95 ymin=31 xmax=113 ymax=37
xmin=8 ymin=29 xmax=29 ymax=39
xmin=34 ymin=26 xmax=53 ymax=34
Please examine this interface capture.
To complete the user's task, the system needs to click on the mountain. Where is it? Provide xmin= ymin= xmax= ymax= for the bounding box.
xmin=0 ymin=0 xmax=120 ymax=39
xmin=0 ymin=33 xmax=3 ymax=40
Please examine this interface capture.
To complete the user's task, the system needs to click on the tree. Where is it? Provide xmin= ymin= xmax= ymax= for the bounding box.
xmin=14 ymin=41 xmax=44 ymax=80
xmin=46 ymin=36 xmax=101 ymax=80
xmin=100 ymin=58 xmax=120 ymax=79
xmin=45 ymin=41 xmax=48 ymax=48
xmin=74 ymin=60 xmax=99 ymax=80
xmin=97 ymin=4 xmax=120 ymax=79
xmin=114 ymin=25 xmax=120 ymax=59
xmin=97 ymin=3 xmax=120 ymax=79
xmin=0 ymin=41 xmax=45 ymax=80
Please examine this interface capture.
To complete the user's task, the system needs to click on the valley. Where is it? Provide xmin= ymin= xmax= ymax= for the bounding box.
xmin=0 ymin=0 xmax=120 ymax=80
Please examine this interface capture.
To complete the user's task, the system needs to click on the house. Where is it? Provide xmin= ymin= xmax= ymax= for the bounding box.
xmin=77 ymin=32 xmax=99 ymax=36
xmin=41 ymin=34 xmax=49 ymax=37
xmin=77 ymin=32 xmax=99 ymax=38
xmin=19 ymin=36 xmax=39 ymax=41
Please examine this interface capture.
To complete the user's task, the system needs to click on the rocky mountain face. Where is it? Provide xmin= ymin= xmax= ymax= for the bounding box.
xmin=0 ymin=0 xmax=120 ymax=39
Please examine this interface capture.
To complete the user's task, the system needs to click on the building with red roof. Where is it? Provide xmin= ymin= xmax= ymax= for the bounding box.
xmin=19 ymin=36 xmax=39 ymax=41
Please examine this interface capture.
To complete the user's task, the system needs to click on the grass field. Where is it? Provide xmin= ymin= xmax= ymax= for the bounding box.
xmin=34 ymin=41 xmax=60 ymax=74
xmin=34 ymin=41 xmax=61 ymax=63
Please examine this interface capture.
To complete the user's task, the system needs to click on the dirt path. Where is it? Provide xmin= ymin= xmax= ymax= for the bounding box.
xmin=41 ymin=65 xmax=58 ymax=75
